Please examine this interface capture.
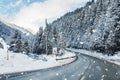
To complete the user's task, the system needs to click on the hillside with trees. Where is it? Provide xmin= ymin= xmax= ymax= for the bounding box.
xmin=38 ymin=0 xmax=120 ymax=55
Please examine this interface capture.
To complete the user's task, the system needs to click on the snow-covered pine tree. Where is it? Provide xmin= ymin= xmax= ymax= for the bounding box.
xmin=22 ymin=40 xmax=29 ymax=55
xmin=92 ymin=0 xmax=94 ymax=3
xmin=52 ymin=27 xmax=58 ymax=47
xmin=44 ymin=19 xmax=52 ymax=55
xmin=9 ymin=30 xmax=22 ymax=53
xmin=33 ymin=19 xmax=53 ymax=55
xmin=33 ymin=27 xmax=43 ymax=54
xmin=114 ymin=14 xmax=120 ymax=51
xmin=38 ymin=33 xmax=46 ymax=54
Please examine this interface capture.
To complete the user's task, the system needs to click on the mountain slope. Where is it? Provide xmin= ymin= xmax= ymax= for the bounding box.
xmin=45 ymin=0 xmax=120 ymax=55
xmin=0 ymin=18 xmax=32 ymax=34
xmin=0 ymin=18 xmax=33 ymax=45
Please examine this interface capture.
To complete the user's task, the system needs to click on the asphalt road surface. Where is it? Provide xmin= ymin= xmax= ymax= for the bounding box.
xmin=1 ymin=53 xmax=120 ymax=80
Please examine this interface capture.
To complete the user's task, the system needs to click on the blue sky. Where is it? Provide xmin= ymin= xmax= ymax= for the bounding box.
xmin=0 ymin=0 xmax=89 ymax=33
xmin=0 ymin=0 xmax=45 ymax=18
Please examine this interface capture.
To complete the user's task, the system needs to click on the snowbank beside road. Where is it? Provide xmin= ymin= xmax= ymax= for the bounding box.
xmin=0 ymin=38 xmax=76 ymax=74
xmin=56 ymin=50 xmax=76 ymax=60
xmin=67 ymin=48 xmax=120 ymax=66
xmin=0 ymin=48 xmax=76 ymax=75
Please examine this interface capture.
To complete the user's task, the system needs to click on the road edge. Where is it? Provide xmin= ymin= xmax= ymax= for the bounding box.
xmin=0 ymin=51 xmax=77 ymax=76
xmin=67 ymin=48 xmax=120 ymax=68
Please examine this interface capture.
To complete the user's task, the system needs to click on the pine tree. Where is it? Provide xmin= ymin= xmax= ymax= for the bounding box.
xmin=44 ymin=19 xmax=52 ymax=55
xmin=22 ymin=40 xmax=29 ymax=55
xmin=9 ymin=31 xmax=22 ymax=52
xmin=53 ymin=27 xmax=57 ymax=46
xmin=92 ymin=0 xmax=94 ymax=3
xmin=53 ymin=27 xmax=57 ymax=40
xmin=114 ymin=15 xmax=120 ymax=51
xmin=32 ymin=20 xmax=53 ymax=55
xmin=33 ymin=27 xmax=43 ymax=54
xmin=38 ymin=34 xmax=46 ymax=54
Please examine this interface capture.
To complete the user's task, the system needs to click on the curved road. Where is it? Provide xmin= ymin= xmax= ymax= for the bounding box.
xmin=1 ymin=53 xmax=120 ymax=80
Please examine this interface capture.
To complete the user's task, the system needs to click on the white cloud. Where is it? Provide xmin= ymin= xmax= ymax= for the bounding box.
xmin=11 ymin=0 xmax=89 ymax=33
xmin=27 ymin=0 xmax=30 ymax=3
xmin=10 ymin=0 xmax=23 ymax=7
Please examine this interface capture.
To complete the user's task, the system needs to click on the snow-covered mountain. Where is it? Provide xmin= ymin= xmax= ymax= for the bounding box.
xmin=0 ymin=18 xmax=33 ymax=45
xmin=0 ymin=18 xmax=32 ymax=34
xmin=42 ymin=0 xmax=120 ymax=55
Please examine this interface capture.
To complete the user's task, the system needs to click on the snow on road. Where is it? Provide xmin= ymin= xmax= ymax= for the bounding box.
xmin=67 ymin=48 xmax=120 ymax=66
xmin=0 ymin=38 xmax=76 ymax=74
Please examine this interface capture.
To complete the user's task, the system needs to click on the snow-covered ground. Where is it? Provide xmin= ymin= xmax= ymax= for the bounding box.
xmin=67 ymin=48 xmax=120 ymax=66
xmin=56 ymin=50 xmax=76 ymax=59
xmin=0 ymin=38 xmax=76 ymax=74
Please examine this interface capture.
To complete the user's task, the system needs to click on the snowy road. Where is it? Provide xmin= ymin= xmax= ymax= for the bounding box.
xmin=1 ymin=53 xmax=120 ymax=80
